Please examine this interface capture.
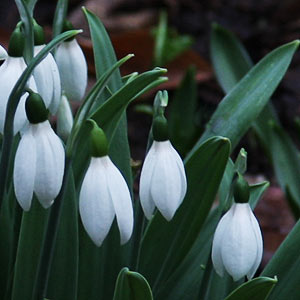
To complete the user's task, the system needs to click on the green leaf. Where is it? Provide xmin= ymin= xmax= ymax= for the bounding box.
xmin=23 ymin=0 xmax=37 ymax=15
xmin=11 ymin=199 xmax=49 ymax=300
xmin=113 ymin=268 xmax=153 ymax=300
xmin=261 ymin=219 xmax=300 ymax=299
xmin=138 ymin=137 xmax=230 ymax=294
xmin=168 ymin=66 xmax=198 ymax=157
xmin=189 ymin=38 xmax=299 ymax=157
xmin=46 ymin=172 xmax=78 ymax=300
xmin=52 ymin=0 xmax=69 ymax=38
xmin=210 ymin=24 xmax=300 ymax=216
xmin=224 ymin=277 xmax=277 ymax=300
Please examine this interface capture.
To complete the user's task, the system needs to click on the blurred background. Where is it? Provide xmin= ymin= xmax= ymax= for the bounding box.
xmin=0 ymin=0 xmax=300 ymax=269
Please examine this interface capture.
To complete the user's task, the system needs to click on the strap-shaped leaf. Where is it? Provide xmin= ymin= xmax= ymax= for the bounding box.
xmin=113 ymin=268 xmax=153 ymax=300
xmin=52 ymin=0 xmax=69 ymax=38
xmin=261 ymin=219 xmax=300 ymax=299
xmin=210 ymin=24 xmax=300 ymax=216
xmin=189 ymin=36 xmax=299 ymax=157
xmin=138 ymin=137 xmax=230 ymax=293
xmin=224 ymin=277 xmax=277 ymax=300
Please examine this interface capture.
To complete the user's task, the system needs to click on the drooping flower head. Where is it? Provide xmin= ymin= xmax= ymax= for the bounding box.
xmin=139 ymin=114 xmax=187 ymax=221
xmin=212 ymin=174 xmax=263 ymax=281
xmin=13 ymin=92 xmax=65 ymax=210
xmin=55 ymin=20 xmax=87 ymax=101
xmin=79 ymin=120 xmax=134 ymax=246
xmin=0 ymin=26 xmax=36 ymax=134
xmin=32 ymin=20 xmax=61 ymax=114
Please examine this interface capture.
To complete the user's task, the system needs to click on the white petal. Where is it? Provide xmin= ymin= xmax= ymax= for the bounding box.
xmin=165 ymin=141 xmax=187 ymax=205
xmin=33 ymin=46 xmax=52 ymax=107
xmin=33 ymin=121 xmax=65 ymax=208
xmin=221 ymin=203 xmax=258 ymax=281
xmin=211 ymin=207 xmax=234 ymax=277
xmin=247 ymin=207 xmax=263 ymax=279
xmin=56 ymin=94 xmax=73 ymax=141
xmin=13 ymin=126 xmax=36 ymax=211
xmin=0 ymin=45 xmax=7 ymax=60
xmin=48 ymin=54 xmax=62 ymax=114
xmin=103 ymin=157 xmax=134 ymax=245
xmin=150 ymin=141 xmax=185 ymax=220
xmin=79 ymin=157 xmax=115 ymax=246
xmin=0 ymin=56 xmax=27 ymax=133
xmin=139 ymin=143 xmax=157 ymax=219
xmin=55 ymin=39 xmax=87 ymax=101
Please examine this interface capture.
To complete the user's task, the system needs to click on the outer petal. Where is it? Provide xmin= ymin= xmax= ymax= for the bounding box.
xmin=103 ymin=156 xmax=134 ymax=245
xmin=33 ymin=121 xmax=65 ymax=208
xmin=211 ymin=207 xmax=234 ymax=277
xmin=0 ymin=56 xmax=27 ymax=133
xmin=221 ymin=203 xmax=258 ymax=281
xmin=165 ymin=141 xmax=187 ymax=205
xmin=150 ymin=141 xmax=185 ymax=220
xmin=57 ymin=94 xmax=73 ymax=141
xmin=79 ymin=157 xmax=115 ymax=246
xmin=247 ymin=207 xmax=263 ymax=279
xmin=13 ymin=126 xmax=36 ymax=211
xmin=55 ymin=39 xmax=87 ymax=101
xmin=0 ymin=45 xmax=7 ymax=60
xmin=139 ymin=143 xmax=157 ymax=219
xmin=33 ymin=45 xmax=53 ymax=108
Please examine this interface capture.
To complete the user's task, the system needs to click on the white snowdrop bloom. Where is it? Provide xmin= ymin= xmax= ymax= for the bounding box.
xmin=14 ymin=103 xmax=65 ymax=211
xmin=55 ymin=39 xmax=87 ymax=101
xmin=80 ymin=156 xmax=134 ymax=247
xmin=0 ymin=56 xmax=36 ymax=134
xmin=79 ymin=121 xmax=134 ymax=247
xmin=139 ymin=140 xmax=187 ymax=221
xmin=212 ymin=203 xmax=263 ymax=281
xmin=33 ymin=45 xmax=61 ymax=114
xmin=0 ymin=45 xmax=7 ymax=60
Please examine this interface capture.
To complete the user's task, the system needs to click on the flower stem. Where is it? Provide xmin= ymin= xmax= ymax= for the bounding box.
xmin=31 ymin=155 xmax=72 ymax=300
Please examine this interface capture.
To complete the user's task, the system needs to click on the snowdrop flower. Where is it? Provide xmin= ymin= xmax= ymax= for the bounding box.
xmin=0 ymin=27 xmax=36 ymax=134
xmin=212 ymin=174 xmax=263 ymax=281
xmin=79 ymin=120 xmax=133 ymax=246
xmin=32 ymin=21 xmax=61 ymax=114
xmin=13 ymin=93 xmax=65 ymax=211
xmin=55 ymin=21 xmax=87 ymax=101
xmin=139 ymin=115 xmax=187 ymax=221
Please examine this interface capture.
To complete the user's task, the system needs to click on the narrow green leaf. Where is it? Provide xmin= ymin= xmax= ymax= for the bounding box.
xmin=52 ymin=0 xmax=69 ymax=38
xmin=224 ymin=277 xmax=277 ymax=300
xmin=23 ymin=0 xmax=37 ymax=15
xmin=11 ymin=199 xmax=49 ymax=300
xmin=261 ymin=219 xmax=300 ymax=299
xmin=153 ymin=11 xmax=167 ymax=66
xmin=113 ymin=268 xmax=153 ymax=300
xmin=210 ymin=24 xmax=300 ymax=216
xmin=189 ymin=39 xmax=299 ymax=157
xmin=46 ymin=172 xmax=78 ymax=300
xmin=138 ymin=137 xmax=230 ymax=294
xmin=168 ymin=66 xmax=198 ymax=157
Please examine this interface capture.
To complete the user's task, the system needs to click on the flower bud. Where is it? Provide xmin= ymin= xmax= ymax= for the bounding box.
xmin=8 ymin=27 xmax=25 ymax=57
xmin=33 ymin=20 xmax=45 ymax=46
xmin=25 ymin=92 xmax=48 ymax=124
xmin=87 ymin=120 xmax=108 ymax=157
xmin=233 ymin=173 xmax=249 ymax=203
xmin=152 ymin=115 xmax=169 ymax=141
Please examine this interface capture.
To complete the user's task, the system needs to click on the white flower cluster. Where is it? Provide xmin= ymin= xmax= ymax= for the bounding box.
xmin=0 ymin=27 xmax=87 ymax=211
